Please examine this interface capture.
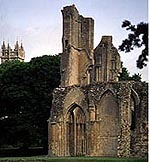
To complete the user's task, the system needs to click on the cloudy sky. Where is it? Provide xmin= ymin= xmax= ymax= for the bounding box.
xmin=0 ymin=0 xmax=148 ymax=81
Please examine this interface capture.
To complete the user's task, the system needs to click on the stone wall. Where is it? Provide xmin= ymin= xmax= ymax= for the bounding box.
xmin=130 ymin=82 xmax=148 ymax=157
xmin=48 ymin=81 xmax=148 ymax=157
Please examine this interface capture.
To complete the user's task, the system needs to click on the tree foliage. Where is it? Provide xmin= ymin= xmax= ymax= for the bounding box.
xmin=119 ymin=20 xmax=148 ymax=69
xmin=119 ymin=63 xmax=142 ymax=81
xmin=0 ymin=55 xmax=60 ymax=149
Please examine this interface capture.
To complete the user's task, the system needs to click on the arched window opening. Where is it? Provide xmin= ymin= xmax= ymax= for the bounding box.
xmin=95 ymin=66 xmax=100 ymax=82
xmin=67 ymin=105 xmax=86 ymax=156
xmin=96 ymin=89 xmax=119 ymax=156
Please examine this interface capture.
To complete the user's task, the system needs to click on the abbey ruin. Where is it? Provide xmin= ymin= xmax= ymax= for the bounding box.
xmin=48 ymin=5 xmax=148 ymax=157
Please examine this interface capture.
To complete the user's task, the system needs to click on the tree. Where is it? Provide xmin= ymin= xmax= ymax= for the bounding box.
xmin=131 ymin=73 xmax=142 ymax=82
xmin=28 ymin=55 xmax=60 ymax=148
xmin=119 ymin=20 xmax=148 ymax=69
xmin=0 ymin=55 xmax=60 ymax=149
xmin=119 ymin=66 xmax=130 ymax=81
xmin=119 ymin=62 xmax=141 ymax=81
xmin=0 ymin=60 xmax=31 ymax=148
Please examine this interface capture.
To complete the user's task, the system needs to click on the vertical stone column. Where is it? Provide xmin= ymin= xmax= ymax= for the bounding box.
xmin=117 ymin=82 xmax=132 ymax=157
xmin=64 ymin=121 xmax=69 ymax=156
xmin=48 ymin=122 xmax=57 ymax=156
xmin=89 ymin=102 xmax=95 ymax=122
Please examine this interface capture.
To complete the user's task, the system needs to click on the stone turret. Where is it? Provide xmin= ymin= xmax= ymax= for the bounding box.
xmin=14 ymin=41 xmax=19 ymax=56
xmin=0 ymin=41 xmax=25 ymax=63
xmin=6 ymin=43 xmax=12 ymax=56
xmin=1 ymin=41 xmax=6 ymax=57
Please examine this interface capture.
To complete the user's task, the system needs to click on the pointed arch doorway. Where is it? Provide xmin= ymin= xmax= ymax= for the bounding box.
xmin=67 ymin=105 xmax=86 ymax=156
xmin=98 ymin=90 xmax=119 ymax=156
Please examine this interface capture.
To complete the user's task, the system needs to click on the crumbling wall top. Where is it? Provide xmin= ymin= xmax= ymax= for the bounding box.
xmin=100 ymin=36 xmax=112 ymax=45
xmin=61 ymin=4 xmax=79 ymax=15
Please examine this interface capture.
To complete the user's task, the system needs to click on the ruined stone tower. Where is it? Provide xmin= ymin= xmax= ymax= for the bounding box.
xmin=61 ymin=4 xmax=94 ymax=86
xmin=48 ymin=5 xmax=148 ymax=158
xmin=0 ymin=41 xmax=25 ymax=63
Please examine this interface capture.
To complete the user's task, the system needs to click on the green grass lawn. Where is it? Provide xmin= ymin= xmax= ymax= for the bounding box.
xmin=0 ymin=156 xmax=148 ymax=162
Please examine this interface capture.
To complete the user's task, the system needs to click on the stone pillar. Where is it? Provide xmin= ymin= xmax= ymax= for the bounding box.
xmin=117 ymin=83 xmax=132 ymax=157
xmin=48 ymin=122 xmax=57 ymax=156
xmin=89 ymin=102 xmax=95 ymax=121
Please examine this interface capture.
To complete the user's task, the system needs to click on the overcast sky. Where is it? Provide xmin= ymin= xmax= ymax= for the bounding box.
xmin=0 ymin=0 xmax=148 ymax=81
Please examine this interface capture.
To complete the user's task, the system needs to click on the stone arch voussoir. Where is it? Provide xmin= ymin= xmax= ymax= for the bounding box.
xmin=131 ymin=88 xmax=140 ymax=106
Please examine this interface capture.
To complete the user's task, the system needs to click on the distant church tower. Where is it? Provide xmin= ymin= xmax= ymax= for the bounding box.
xmin=0 ymin=41 xmax=25 ymax=63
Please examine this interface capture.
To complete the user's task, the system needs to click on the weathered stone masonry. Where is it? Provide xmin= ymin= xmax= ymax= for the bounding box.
xmin=48 ymin=82 xmax=148 ymax=157
xmin=48 ymin=5 xmax=148 ymax=157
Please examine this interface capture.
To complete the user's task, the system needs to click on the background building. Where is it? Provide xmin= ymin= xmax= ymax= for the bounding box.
xmin=0 ymin=41 xmax=25 ymax=63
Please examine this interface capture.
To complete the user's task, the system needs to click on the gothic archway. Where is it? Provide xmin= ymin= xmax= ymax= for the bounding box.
xmin=66 ymin=105 xmax=86 ymax=156
xmin=97 ymin=90 xmax=119 ymax=156
xmin=130 ymin=89 xmax=140 ymax=155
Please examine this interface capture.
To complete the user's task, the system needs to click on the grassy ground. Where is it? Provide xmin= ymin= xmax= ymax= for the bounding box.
xmin=0 ymin=156 xmax=148 ymax=162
